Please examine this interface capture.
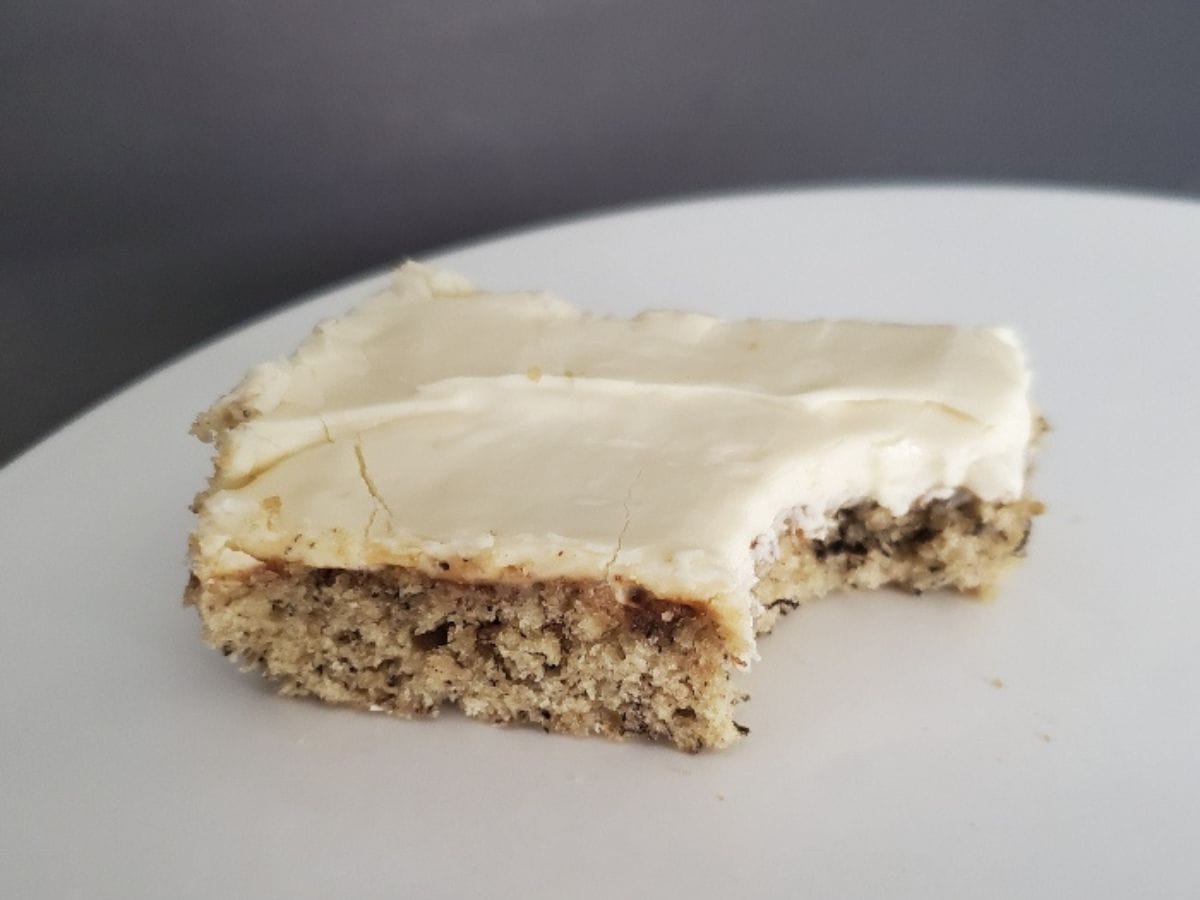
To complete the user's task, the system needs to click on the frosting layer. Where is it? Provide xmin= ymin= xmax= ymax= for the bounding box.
xmin=193 ymin=262 xmax=1035 ymax=654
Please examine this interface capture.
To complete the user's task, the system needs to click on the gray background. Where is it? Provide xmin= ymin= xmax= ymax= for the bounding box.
xmin=4 ymin=1 xmax=1199 ymax=463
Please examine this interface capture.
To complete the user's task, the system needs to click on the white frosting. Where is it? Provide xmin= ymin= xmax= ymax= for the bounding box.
xmin=193 ymin=262 xmax=1035 ymax=656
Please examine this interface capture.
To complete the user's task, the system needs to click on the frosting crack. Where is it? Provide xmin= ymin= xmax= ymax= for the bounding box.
xmin=317 ymin=413 xmax=336 ymax=445
xmin=353 ymin=438 xmax=394 ymax=537
xmin=604 ymin=467 xmax=643 ymax=582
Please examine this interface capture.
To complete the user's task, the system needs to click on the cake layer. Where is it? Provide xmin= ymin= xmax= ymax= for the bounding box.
xmin=188 ymin=566 xmax=742 ymax=751
xmin=185 ymin=493 xmax=1040 ymax=751
xmin=192 ymin=262 xmax=1036 ymax=659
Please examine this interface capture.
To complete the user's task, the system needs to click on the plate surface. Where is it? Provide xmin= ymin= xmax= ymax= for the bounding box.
xmin=3 ymin=186 xmax=1198 ymax=899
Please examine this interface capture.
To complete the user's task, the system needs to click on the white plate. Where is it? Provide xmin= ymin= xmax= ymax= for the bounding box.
xmin=3 ymin=186 xmax=1198 ymax=899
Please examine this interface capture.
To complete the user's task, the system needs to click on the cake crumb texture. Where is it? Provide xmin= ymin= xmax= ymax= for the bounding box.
xmin=753 ymin=495 xmax=1042 ymax=632
xmin=187 ymin=567 xmax=741 ymax=752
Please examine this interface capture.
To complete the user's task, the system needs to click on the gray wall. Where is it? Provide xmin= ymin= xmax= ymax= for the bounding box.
xmin=4 ymin=1 xmax=1199 ymax=462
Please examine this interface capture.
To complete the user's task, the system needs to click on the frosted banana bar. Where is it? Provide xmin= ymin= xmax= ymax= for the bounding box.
xmin=185 ymin=262 xmax=1042 ymax=750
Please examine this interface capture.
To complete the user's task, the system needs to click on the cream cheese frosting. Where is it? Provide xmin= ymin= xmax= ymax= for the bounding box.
xmin=193 ymin=262 xmax=1035 ymax=656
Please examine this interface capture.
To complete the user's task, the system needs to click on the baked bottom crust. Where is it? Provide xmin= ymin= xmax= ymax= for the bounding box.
xmin=186 ymin=495 xmax=1040 ymax=752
